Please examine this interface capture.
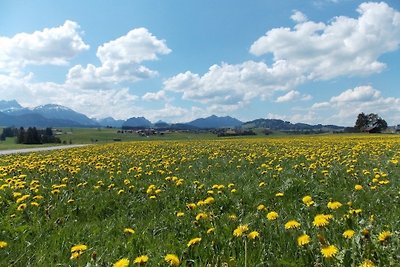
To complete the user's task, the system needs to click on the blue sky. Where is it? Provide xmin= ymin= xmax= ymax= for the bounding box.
xmin=0 ymin=0 xmax=399 ymax=125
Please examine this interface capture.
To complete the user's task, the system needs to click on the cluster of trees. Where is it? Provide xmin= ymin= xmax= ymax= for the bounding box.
xmin=354 ymin=113 xmax=388 ymax=133
xmin=0 ymin=127 xmax=61 ymax=144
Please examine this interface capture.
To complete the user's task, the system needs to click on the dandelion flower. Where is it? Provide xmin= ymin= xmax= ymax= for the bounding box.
xmin=313 ymin=214 xmax=333 ymax=227
xmin=207 ymin=227 xmax=215 ymax=234
xmin=343 ymin=230 xmax=355 ymax=239
xmin=124 ymin=228 xmax=135 ymax=234
xmin=17 ymin=203 xmax=27 ymax=211
xmin=233 ymin=224 xmax=249 ymax=237
xmin=0 ymin=241 xmax=8 ymax=249
xmin=266 ymin=211 xmax=279 ymax=221
xmin=354 ymin=184 xmax=363 ymax=191
xmin=327 ymin=201 xmax=342 ymax=210
xmin=187 ymin=237 xmax=201 ymax=247
xmin=71 ymin=244 xmax=88 ymax=253
xmin=257 ymin=204 xmax=266 ymax=211
xmin=321 ymin=245 xmax=338 ymax=258
xmin=358 ymin=259 xmax=376 ymax=267
xmin=377 ymin=231 xmax=392 ymax=242
xmin=247 ymin=231 xmax=260 ymax=240
xmin=195 ymin=212 xmax=208 ymax=221
xmin=164 ymin=254 xmax=180 ymax=266
xmin=275 ymin=192 xmax=284 ymax=197
xmin=113 ymin=258 xmax=130 ymax=267
xmin=297 ymin=234 xmax=311 ymax=246
xmin=133 ymin=255 xmax=149 ymax=265
xmin=176 ymin=212 xmax=185 ymax=217
xmin=302 ymin=195 xmax=314 ymax=206
xmin=285 ymin=220 xmax=301 ymax=230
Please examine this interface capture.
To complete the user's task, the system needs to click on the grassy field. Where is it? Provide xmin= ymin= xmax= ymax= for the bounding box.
xmin=0 ymin=135 xmax=399 ymax=266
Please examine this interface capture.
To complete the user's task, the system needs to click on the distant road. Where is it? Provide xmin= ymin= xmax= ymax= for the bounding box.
xmin=0 ymin=144 xmax=89 ymax=156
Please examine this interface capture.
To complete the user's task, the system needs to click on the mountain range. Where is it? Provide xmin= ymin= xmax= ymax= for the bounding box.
xmin=0 ymin=99 xmax=345 ymax=131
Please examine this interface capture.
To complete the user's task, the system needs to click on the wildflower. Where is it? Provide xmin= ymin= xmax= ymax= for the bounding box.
xmin=124 ymin=228 xmax=135 ymax=234
xmin=113 ymin=258 xmax=130 ymax=267
xmin=358 ymin=259 xmax=376 ymax=267
xmin=343 ymin=230 xmax=355 ymax=239
xmin=266 ymin=211 xmax=279 ymax=221
xmin=302 ymin=195 xmax=315 ymax=206
xmin=71 ymin=244 xmax=88 ymax=253
xmin=204 ymin=197 xmax=215 ymax=204
xmin=247 ymin=231 xmax=260 ymax=240
xmin=187 ymin=237 xmax=201 ymax=247
xmin=297 ymin=234 xmax=311 ymax=246
xmin=186 ymin=203 xmax=197 ymax=210
xmin=275 ymin=192 xmax=284 ymax=197
xmin=233 ymin=224 xmax=249 ymax=237
xmin=17 ymin=203 xmax=27 ymax=211
xmin=327 ymin=201 xmax=342 ymax=210
xmin=133 ymin=255 xmax=149 ymax=265
xmin=164 ymin=254 xmax=180 ymax=266
xmin=257 ymin=204 xmax=266 ymax=211
xmin=321 ymin=245 xmax=338 ymax=258
xmin=313 ymin=214 xmax=333 ymax=227
xmin=285 ymin=220 xmax=301 ymax=230
xmin=207 ymin=227 xmax=215 ymax=234
xmin=229 ymin=214 xmax=237 ymax=221
xmin=176 ymin=212 xmax=185 ymax=217
xmin=377 ymin=231 xmax=392 ymax=242
xmin=354 ymin=184 xmax=363 ymax=191
xmin=0 ymin=241 xmax=8 ymax=249
xmin=196 ymin=212 xmax=208 ymax=221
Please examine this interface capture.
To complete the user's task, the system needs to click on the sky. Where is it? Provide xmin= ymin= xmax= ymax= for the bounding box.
xmin=0 ymin=0 xmax=399 ymax=126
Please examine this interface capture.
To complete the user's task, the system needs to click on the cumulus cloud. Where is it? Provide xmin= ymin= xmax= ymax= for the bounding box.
xmin=164 ymin=60 xmax=305 ymax=105
xmin=142 ymin=90 xmax=168 ymax=101
xmin=0 ymin=20 xmax=89 ymax=71
xmin=66 ymin=27 xmax=171 ymax=89
xmin=275 ymin=90 xmax=312 ymax=103
xmin=250 ymin=2 xmax=400 ymax=80
xmin=291 ymin=10 xmax=308 ymax=23
xmin=312 ymin=85 xmax=400 ymax=125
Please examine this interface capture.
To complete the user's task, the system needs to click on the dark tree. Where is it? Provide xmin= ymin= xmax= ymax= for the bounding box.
xmin=354 ymin=113 xmax=387 ymax=133
xmin=354 ymin=112 xmax=369 ymax=131
xmin=17 ymin=127 xmax=25 ymax=144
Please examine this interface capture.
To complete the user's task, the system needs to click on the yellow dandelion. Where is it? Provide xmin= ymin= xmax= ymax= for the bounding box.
xmin=266 ymin=211 xmax=279 ymax=221
xmin=124 ymin=228 xmax=135 ymax=234
xmin=229 ymin=214 xmax=238 ymax=221
xmin=113 ymin=258 xmax=130 ymax=267
xmin=302 ymin=195 xmax=314 ymax=206
xmin=297 ymin=234 xmax=311 ymax=246
xmin=377 ymin=231 xmax=392 ymax=242
xmin=187 ymin=237 xmax=201 ymax=247
xmin=327 ymin=201 xmax=342 ymax=210
xmin=321 ymin=245 xmax=338 ymax=258
xmin=285 ymin=220 xmax=301 ymax=230
xmin=30 ymin=201 xmax=39 ymax=207
xmin=313 ymin=214 xmax=332 ymax=227
xmin=133 ymin=255 xmax=149 ymax=265
xmin=0 ymin=241 xmax=8 ymax=249
xmin=257 ymin=204 xmax=266 ymax=211
xmin=207 ymin=227 xmax=215 ymax=234
xmin=186 ymin=203 xmax=197 ymax=210
xmin=176 ymin=212 xmax=185 ymax=217
xmin=275 ymin=192 xmax=284 ymax=197
xmin=358 ymin=259 xmax=376 ymax=267
xmin=233 ymin=224 xmax=249 ymax=237
xmin=71 ymin=244 xmax=88 ymax=253
xmin=343 ymin=230 xmax=355 ymax=239
xmin=354 ymin=184 xmax=363 ymax=191
xmin=164 ymin=254 xmax=180 ymax=266
xmin=17 ymin=203 xmax=27 ymax=211
xmin=247 ymin=231 xmax=260 ymax=240
xmin=195 ymin=212 xmax=208 ymax=221
xmin=70 ymin=251 xmax=81 ymax=260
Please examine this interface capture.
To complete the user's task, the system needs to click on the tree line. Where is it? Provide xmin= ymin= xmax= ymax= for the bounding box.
xmin=0 ymin=127 xmax=61 ymax=144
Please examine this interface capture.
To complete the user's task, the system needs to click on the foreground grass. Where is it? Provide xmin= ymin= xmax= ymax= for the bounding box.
xmin=0 ymin=135 xmax=399 ymax=266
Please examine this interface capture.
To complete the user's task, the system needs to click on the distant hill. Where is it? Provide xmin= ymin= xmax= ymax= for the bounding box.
xmin=187 ymin=115 xmax=242 ymax=129
xmin=242 ymin=118 xmax=344 ymax=131
xmin=31 ymin=104 xmax=98 ymax=126
xmin=0 ymin=100 xmax=22 ymax=111
xmin=122 ymin=117 xmax=152 ymax=129
xmin=97 ymin=117 xmax=125 ymax=128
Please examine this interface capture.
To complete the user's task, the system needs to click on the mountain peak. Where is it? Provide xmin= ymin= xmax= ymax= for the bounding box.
xmin=0 ymin=99 xmax=22 ymax=112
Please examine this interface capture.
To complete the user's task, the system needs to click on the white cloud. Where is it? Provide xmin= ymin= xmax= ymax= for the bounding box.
xmin=312 ymin=85 xmax=400 ymax=125
xmin=291 ymin=10 xmax=308 ymax=23
xmin=142 ymin=90 xmax=168 ymax=101
xmin=164 ymin=60 xmax=305 ymax=106
xmin=66 ymin=27 xmax=171 ymax=89
xmin=0 ymin=20 xmax=89 ymax=71
xmin=275 ymin=90 xmax=312 ymax=103
xmin=250 ymin=2 xmax=400 ymax=80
